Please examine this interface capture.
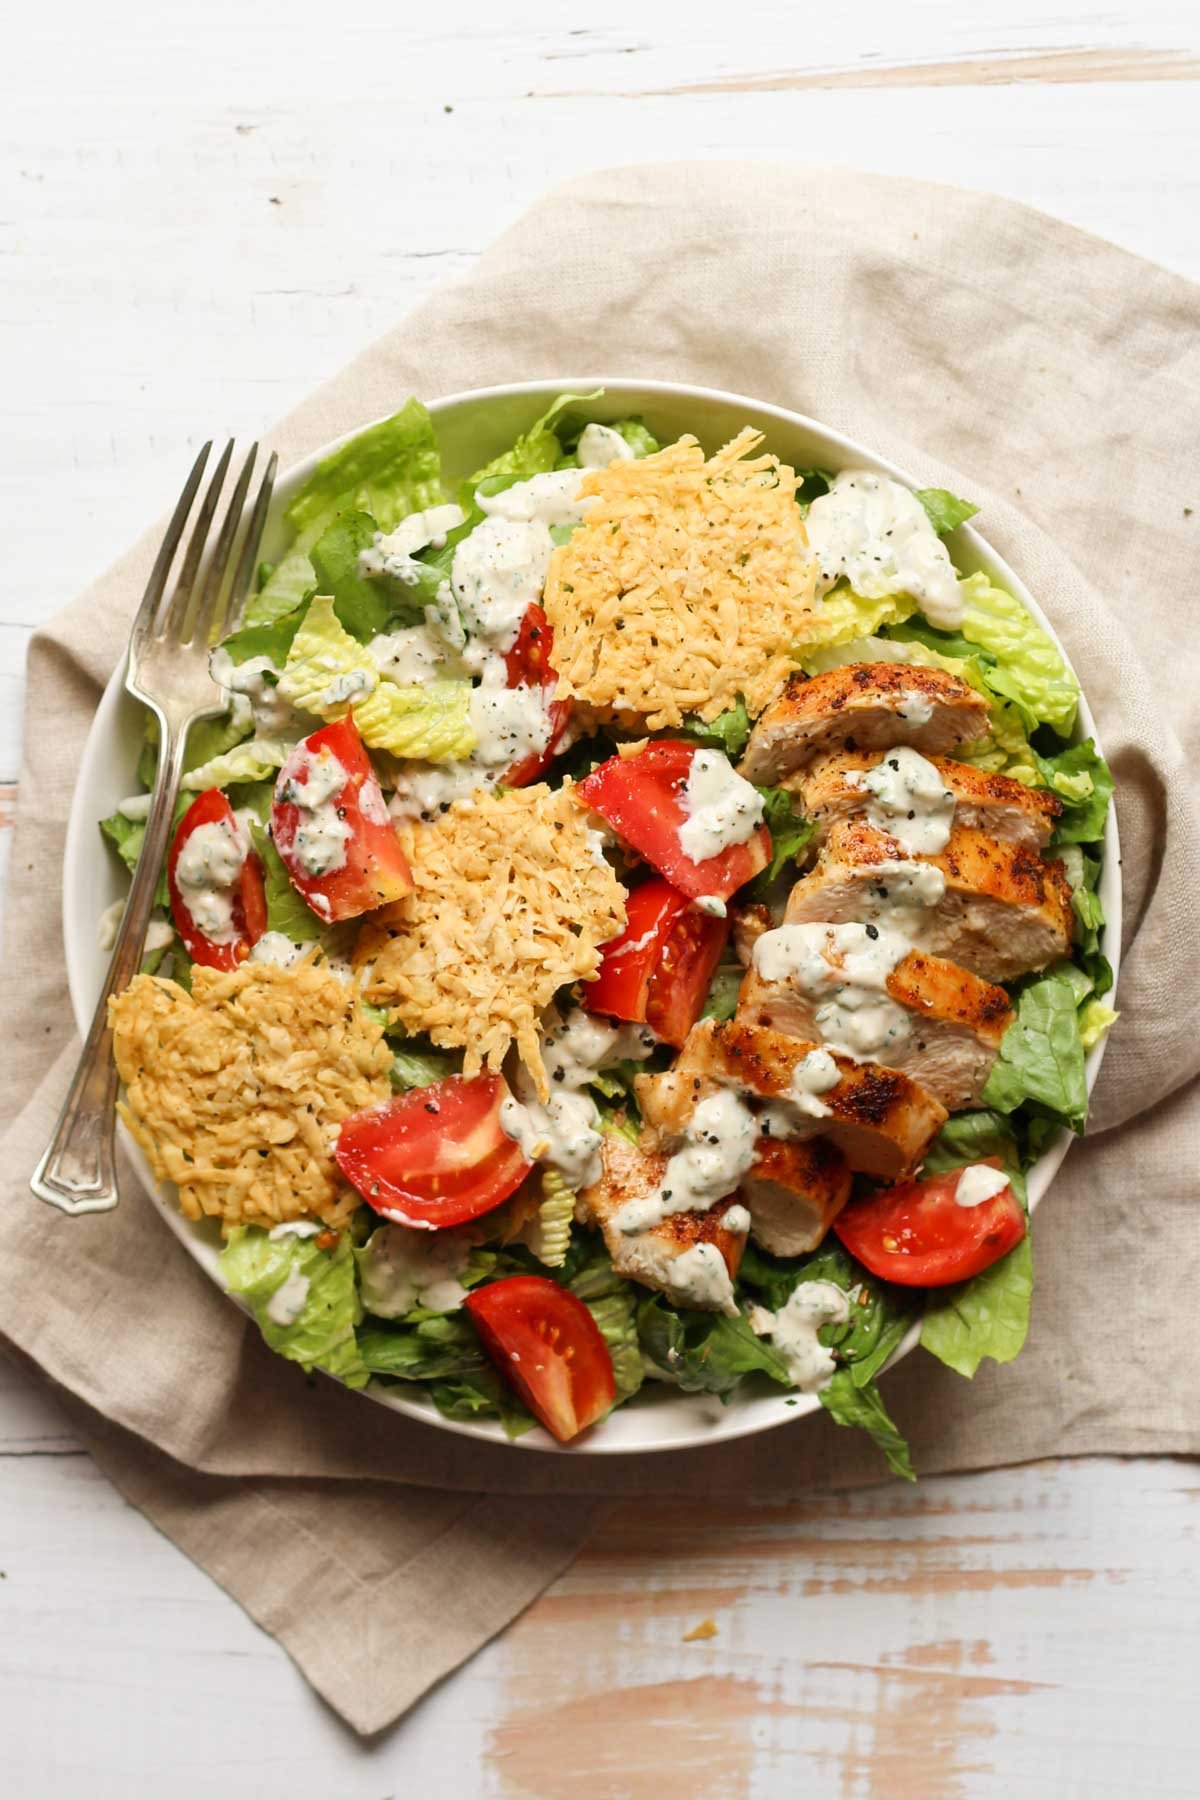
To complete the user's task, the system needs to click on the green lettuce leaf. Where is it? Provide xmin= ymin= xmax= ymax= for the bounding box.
xmin=248 ymin=822 xmax=334 ymax=944
xmin=1034 ymin=740 xmax=1114 ymax=845
xmin=918 ymin=1111 xmax=1033 ymax=1378
xmin=249 ymin=400 xmax=444 ymax=624
xmin=468 ymin=391 xmax=602 ymax=491
xmin=635 ymin=1296 xmax=791 ymax=1395
xmin=568 ymin=1256 xmax=644 ymax=1404
xmin=982 ymin=970 xmax=1089 ymax=1129
xmin=683 ymin=698 xmax=752 ymax=757
xmin=799 ymin=586 xmax=918 ymax=655
xmin=820 ymin=1371 xmax=915 ymax=1480
xmin=278 ymin=595 xmax=474 ymax=759
xmin=310 ymin=509 xmax=436 ymax=642
xmin=1080 ymin=1000 xmax=1119 ymax=1050
xmin=609 ymin=418 xmax=659 ymax=458
xmin=218 ymin=1227 xmax=368 ymax=1387
xmin=915 ymin=488 xmax=979 ymax=535
xmin=958 ymin=571 xmax=1079 ymax=736
xmin=749 ymin=786 xmax=818 ymax=893
xmin=387 ymin=1037 xmax=462 ymax=1091
xmin=181 ymin=735 xmax=295 ymax=791
xmin=796 ymin=468 xmax=834 ymax=512
xmin=429 ymin=1370 xmax=537 ymax=1439
xmin=358 ymin=1311 xmax=485 ymax=1380
xmin=215 ymin=606 xmax=308 ymax=670
xmin=701 ymin=958 xmax=744 ymax=1022
xmin=737 ymin=1240 xmax=917 ymax=1389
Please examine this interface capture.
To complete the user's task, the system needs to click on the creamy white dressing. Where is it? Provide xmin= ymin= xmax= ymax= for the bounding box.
xmin=614 ymin=1088 xmax=758 ymax=1236
xmin=678 ymin=750 xmax=765 ymax=864
xmin=358 ymin=1223 xmax=473 ymax=1317
xmin=806 ymin=470 xmax=964 ymax=630
xmin=694 ymin=895 xmax=727 ymax=918
xmin=274 ymin=746 xmax=351 ymax=879
xmin=367 ymin=625 xmax=461 ymax=687
xmin=955 ymin=1164 xmax=1011 ymax=1208
xmin=788 ymin=1048 xmax=841 ymax=1118
xmin=748 ymin=1280 xmax=850 ymax=1391
xmin=898 ymin=691 xmax=934 ymax=727
xmin=268 ymin=1220 xmax=322 ymax=1241
xmin=387 ymin=758 xmax=503 ymax=822
xmin=265 ymin=1268 xmax=311 ymax=1327
xmin=315 ymin=667 xmax=377 ymax=709
xmin=209 ymin=648 xmax=300 ymax=736
xmin=478 ymin=468 xmax=594 ymax=527
xmin=116 ymin=792 xmax=153 ymax=822
xmin=850 ymin=747 xmax=956 ymax=854
xmin=577 ymin=422 xmax=636 ymax=468
xmin=357 ymin=503 xmax=466 ymax=586
xmin=451 ymin=516 xmax=553 ymax=652
xmin=753 ymin=921 xmax=914 ymax=1061
xmin=174 ymin=814 xmax=250 ymax=944
xmin=97 ymin=901 xmax=175 ymax=955
xmin=468 ymin=655 xmax=554 ymax=769
xmin=499 ymin=1010 xmax=656 ymax=1190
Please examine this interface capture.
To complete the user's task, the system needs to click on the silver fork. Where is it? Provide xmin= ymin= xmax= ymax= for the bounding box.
xmin=31 ymin=440 xmax=278 ymax=1216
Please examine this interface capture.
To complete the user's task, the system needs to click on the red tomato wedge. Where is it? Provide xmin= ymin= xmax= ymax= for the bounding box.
xmin=584 ymin=876 xmax=730 ymax=1049
xmin=575 ymin=741 xmax=770 ymax=901
xmin=167 ymin=787 xmax=267 ymax=970
xmin=834 ymin=1158 xmax=1026 ymax=1288
xmin=502 ymin=604 xmax=571 ymax=787
xmin=465 ymin=1276 xmax=616 ymax=1443
xmin=272 ymin=713 xmax=413 ymax=923
xmin=335 ymin=1074 xmax=532 ymax=1229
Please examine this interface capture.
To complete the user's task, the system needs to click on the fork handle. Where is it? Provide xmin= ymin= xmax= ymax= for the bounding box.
xmin=31 ymin=708 xmax=188 ymax=1215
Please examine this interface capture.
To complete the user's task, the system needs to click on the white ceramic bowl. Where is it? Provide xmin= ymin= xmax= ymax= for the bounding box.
xmin=63 ymin=379 xmax=1122 ymax=1455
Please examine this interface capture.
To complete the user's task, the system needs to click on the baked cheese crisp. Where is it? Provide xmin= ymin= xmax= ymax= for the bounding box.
xmin=354 ymin=783 xmax=626 ymax=1098
xmin=543 ymin=428 xmax=818 ymax=728
xmin=109 ymin=962 xmax=391 ymax=1233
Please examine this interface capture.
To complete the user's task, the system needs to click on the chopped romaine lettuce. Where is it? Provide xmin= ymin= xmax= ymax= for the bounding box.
xmin=215 ymin=607 xmax=308 ymax=670
xmin=747 ymin=786 xmax=817 ymax=894
xmin=982 ymin=969 xmax=1089 ymax=1130
xmin=180 ymin=734 xmax=295 ymax=791
xmin=820 ymin=1372 xmax=915 ymax=1481
xmin=798 ymin=586 xmax=918 ymax=656
xmin=958 ymin=571 xmax=1079 ymax=736
xmin=568 ymin=1257 xmax=644 ymax=1403
xmin=467 ymin=390 xmax=601 ymax=491
xmin=1034 ymin=739 xmax=1114 ymax=845
xmin=218 ymin=1226 xmax=368 ymax=1388
xmin=636 ymin=1296 xmax=791 ymax=1395
xmin=310 ymin=509 xmax=440 ymax=642
xmin=248 ymin=821 xmax=335 ymax=944
xmin=914 ymin=488 xmax=979 ymax=535
xmin=388 ymin=1037 xmax=462 ymax=1091
xmin=278 ymin=595 xmax=474 ymax=759
xmin=683 ymin=697 xmax=752 ymax=757
xmin=1079 ymin=1000 xmax=1119 ymax=1050
xmin=248 ymin=400 xmax=444 ymax=624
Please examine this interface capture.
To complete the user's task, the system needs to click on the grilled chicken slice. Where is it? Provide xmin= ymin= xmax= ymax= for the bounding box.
xmin=636 ymin=1018 xmax=946 ymax=1181
xmin=784 ymin=817 xmax=1072 ymax=983
xmin=789 ymin=748 xmax=1062 ymax=848
xmin=739 ymin=944 xmax=1014 ymax=1111
xmin=739 ymin=663 xmax=989 ymax=783
xmin=740 ymin=1136 xmax=853 ymax=1257
xmin=578 ymin=1135 xmax=746 ymax=1314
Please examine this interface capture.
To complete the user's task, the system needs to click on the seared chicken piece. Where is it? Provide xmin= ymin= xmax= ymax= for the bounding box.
xmin=739 ymin=663 xmax=989 ymax=783
xmin=739 ymin=946 xmax=1014 ymax=1111
xmin=789 ymin=748 xmax=1062 ymax=848
xmin=740 ymin=1136 xmax=853 ymax=1257
xmin=579 ymin=1135 xmax=746 ymax=1314
xmin=636 ymin=1018 xmax=946 ymax=1181
xmin=784 ymin=818 xmax=1072 ymax=983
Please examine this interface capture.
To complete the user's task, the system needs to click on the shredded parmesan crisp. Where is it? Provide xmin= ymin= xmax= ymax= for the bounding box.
xmin=109 ymin=963 xmax=391 ymax=1234
xmin=543 ymin=429 xmax=818 ymax=728
xmin=355 ymin=784 xmax=626 ymax=1099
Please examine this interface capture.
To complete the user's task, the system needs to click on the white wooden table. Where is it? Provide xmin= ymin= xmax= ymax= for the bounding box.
xmin=4 ymin=5 xmax=1197 ymax=1792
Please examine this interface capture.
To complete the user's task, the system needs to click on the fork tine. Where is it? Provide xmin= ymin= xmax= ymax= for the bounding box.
xmin=189 ymin=443 xmax=257 ymax=648
xmin=157 ymin=439 xmax=234 ymax=642
xmin=129 ymin=442 xmax=212 ymax=654
xmin=223 ymin=450 xmax=279 ymax=637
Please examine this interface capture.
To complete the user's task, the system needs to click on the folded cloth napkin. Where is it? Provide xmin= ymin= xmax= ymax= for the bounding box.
xmin=2 ymin=164 xmax=1198 ymax=1736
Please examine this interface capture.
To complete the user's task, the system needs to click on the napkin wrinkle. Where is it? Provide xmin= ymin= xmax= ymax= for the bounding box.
xmin=4 ymin=162 xmax=1200 ymax=1732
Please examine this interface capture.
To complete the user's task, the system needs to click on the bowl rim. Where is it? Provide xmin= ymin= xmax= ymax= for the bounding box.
xmin=63 ymin=375 xmax=1122 ymax=1456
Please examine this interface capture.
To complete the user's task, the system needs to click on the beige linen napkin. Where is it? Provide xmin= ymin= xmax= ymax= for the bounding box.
xmin=3 ymin=165 xmax=1198 ymax=1735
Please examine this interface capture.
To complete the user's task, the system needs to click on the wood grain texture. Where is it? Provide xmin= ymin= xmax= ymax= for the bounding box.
xmin=3 ymin=0 xmax=1199 ymax=1791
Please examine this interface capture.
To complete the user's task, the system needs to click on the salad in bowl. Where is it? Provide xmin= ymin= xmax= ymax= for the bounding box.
xmin=87 ymin=383 xmax=1118 ymax=1465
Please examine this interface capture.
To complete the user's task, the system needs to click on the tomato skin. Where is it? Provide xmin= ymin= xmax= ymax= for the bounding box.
xmin=167 ymin=787 xmax=267 ymax=970
xmin=834 ymin=1158 xmax=1026 ymax=1288
xmin=502 ymin=605 xmax=571 ymax=788
xmin=465 ymin=1275 xmax=616 ymax=1443
xmin=576 ymin=742 xmax=771 ymax=901
xmin=584 ymin=876 xmax=729 ymax=1049
xmin=335 ymin=1074 xmax=532 ymax=1229
xmin=272 ymin=714 xmax=413 ymax=923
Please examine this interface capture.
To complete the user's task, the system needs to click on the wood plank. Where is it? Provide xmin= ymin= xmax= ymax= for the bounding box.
xmin=633 ymin=46 xmax=1200 ymax=98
